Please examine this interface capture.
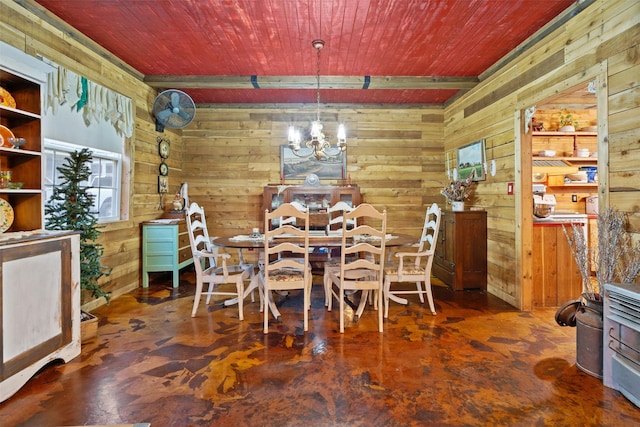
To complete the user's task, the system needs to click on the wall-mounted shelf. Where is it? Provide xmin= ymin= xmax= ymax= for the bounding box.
xmin=0 ymin=66 xmax=45 ymax=232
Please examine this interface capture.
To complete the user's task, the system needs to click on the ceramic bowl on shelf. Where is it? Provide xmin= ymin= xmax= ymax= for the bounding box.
xmin=7 ymin=182 xmax=23 ymax=189
xmin=566 ymin=171 xmax=588 ymax=182
xmin=7 ymin=137 xmax=26 ymax=149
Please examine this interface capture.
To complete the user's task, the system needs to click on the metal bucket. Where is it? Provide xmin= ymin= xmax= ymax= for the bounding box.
xmin=575 ymin=300 xmax=603 ymax=378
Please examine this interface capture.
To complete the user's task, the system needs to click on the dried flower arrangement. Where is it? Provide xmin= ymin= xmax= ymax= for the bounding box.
xmin=562 ymin=208 xmax=640 ymax=301
xmin=441 ymin=169 xmax=476 ymax=202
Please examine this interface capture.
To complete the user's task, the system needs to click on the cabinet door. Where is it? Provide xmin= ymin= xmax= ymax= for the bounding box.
xmin=455 ymin=213 xmax=487 ymax=290
xmin=1 ymin=238 xmax=73 ymax=379
xmin=433 ymin=214 xmax=455 ymax=286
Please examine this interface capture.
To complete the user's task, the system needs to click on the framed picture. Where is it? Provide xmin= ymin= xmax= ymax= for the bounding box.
xmin=158 ymin=176 xmax=168 ymax=193
xmin=457 ymin=139 xmax=486 ymax=181
xmin=280 ymin=146 xmax=346 ymax=180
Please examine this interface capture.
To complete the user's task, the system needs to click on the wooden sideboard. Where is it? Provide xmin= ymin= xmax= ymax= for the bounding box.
xmin=141 ymin=218 xmax=193 ymax=288
xmin=262 ymin=184 xmax=361 ymax=231
xmin=433 ymin=210 xmax=487 ymax=291
xmin=0 ymin=231 xmax=80 ymax=402
xmin=262 ymin=184 xmax=361 ymax=271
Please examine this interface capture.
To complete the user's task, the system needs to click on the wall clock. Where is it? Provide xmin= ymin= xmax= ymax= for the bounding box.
xmin=158 ymin=138 xmax=170 ymax=159
xmin=159 ymin=161 xmax=169 ymax=176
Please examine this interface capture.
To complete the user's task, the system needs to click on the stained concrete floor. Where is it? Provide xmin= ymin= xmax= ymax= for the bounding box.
xmin=1 ymin=269 xmax=638 ymax=426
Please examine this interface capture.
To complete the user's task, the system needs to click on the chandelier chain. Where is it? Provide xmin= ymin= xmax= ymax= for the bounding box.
xmin=316 ymin=45 xmax=321 ymax=121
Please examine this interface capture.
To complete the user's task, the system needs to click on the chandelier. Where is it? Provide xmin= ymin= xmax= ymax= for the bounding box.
xmin=287 ymin=39 xmax=346 ymax=160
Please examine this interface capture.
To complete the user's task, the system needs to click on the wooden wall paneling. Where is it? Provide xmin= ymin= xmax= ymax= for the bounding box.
xmin=1 ymin=2 xmax=186 ymax=306
xmin=4 ymin=0 xmax=638 ymax=309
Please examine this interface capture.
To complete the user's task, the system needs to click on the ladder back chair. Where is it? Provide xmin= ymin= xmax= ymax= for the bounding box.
xmin=185 ymin=202 xmax=251 ymax=319
xmin=326 ymin=203 xmax=387 ymax=333
xmin=262 ymin=202 xmax=312 ymax=334
xmin=383 ymin=203 xmax=441 ymax=318
xmin=323 ymin=201 xmax=357 ymax=306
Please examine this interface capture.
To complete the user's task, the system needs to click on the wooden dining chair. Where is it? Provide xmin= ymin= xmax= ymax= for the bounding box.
xmin=262 ymin=202 xmax=312 ymax=333
xmin=323 ymin=201 xmax=356 ymax=306
xmin=326 ymin=203 xmax=387 ymax=333
xmin=383 ymin=203 xmax=441 ymax=318
xmin=185 ymin=202 xmax=252 ymax=319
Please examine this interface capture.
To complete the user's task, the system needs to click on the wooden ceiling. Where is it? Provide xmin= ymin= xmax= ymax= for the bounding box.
xmin=32 ymin=0 xmax=578 ymax=105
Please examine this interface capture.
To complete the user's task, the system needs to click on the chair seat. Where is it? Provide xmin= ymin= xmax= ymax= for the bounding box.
xmin=269 ymin=269 xmax=305 ymax=281
xmin=385 ymin=265 xmax=426 ymax=276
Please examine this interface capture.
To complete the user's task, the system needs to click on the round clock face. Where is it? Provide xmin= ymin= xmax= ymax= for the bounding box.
xmin=159 ymin=162 xmax=169 ymax=176
xmin=159 ymin=140 xmax=170 ymax=158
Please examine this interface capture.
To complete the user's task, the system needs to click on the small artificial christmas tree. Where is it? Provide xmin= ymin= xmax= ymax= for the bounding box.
xmin=45 ymin=148 xmax=111 ymax=303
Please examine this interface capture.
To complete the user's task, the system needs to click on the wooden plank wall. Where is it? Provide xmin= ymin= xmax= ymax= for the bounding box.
xmin=0 ymin=1 xmax=184 ymax=307
xmin=2 ymin=0 xmax=637 ymax=310
xmin=443 ymin=0 xmax=640 ymax=308
xmin=181 ymin=105 xmax=445 ymax=266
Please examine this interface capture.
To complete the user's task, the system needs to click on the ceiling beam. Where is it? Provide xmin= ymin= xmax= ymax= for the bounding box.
xmin=143 ymin=75 xmax=479 ymax=90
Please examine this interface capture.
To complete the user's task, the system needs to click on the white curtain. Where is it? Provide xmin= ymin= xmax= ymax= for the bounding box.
xmin=46 ymin=65 xmax=134 ymax=138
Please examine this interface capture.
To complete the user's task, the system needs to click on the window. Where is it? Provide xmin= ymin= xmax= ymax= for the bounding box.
xmin=44 ymin=139 xmax=122 ymax=222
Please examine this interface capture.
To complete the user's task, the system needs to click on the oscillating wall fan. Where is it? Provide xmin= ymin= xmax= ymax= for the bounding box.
xmin=152 ymin=89 xmax=196 ymax=132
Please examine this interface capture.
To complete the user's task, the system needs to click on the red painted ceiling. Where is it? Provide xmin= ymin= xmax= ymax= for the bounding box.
xmin=34 ymin=0 xmax=576 ymax=105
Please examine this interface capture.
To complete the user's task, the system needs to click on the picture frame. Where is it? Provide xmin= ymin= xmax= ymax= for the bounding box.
xmin=158 ymin=176 xmax=168 ymax=193
xmin=457 ymin=139 xmax=486 ymax=181
xmin=280 ymin=146 xmax=346 ymax=180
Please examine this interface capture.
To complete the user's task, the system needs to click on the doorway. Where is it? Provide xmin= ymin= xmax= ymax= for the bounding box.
xmin=517 ymin=72 xmax=607 ymax=310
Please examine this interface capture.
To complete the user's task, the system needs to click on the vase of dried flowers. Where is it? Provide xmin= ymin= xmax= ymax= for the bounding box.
xmin=560 ymin=208 xmax=640 ymax=378
xmin=441 ymin=170 xmax=476 ymax=210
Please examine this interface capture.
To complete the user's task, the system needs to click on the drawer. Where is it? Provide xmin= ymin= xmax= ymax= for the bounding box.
xmin=179 ymin=247 xmax=192 ymax=263
xmin=178 ymin=232 xmax=190 ymax=247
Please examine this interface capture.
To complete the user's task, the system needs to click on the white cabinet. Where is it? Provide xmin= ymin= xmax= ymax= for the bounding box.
xmin=0 ymin=231 xmax=80 ymax=402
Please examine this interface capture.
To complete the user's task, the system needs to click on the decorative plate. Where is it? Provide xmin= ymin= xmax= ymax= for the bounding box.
xmin=159 ymin=161 xmax=169 ymax=176
xmin=0 ymin=87 xmax=16 ymax=109
xmin=158 ymin=139 xmax=170 ymax=159
xmin=0 ymin=125 xmax=15 ymax=147
xmin=304 ymin=173 xmax=320 ymax=186
xmin=0 ymin=198 xmax=14 ymax=233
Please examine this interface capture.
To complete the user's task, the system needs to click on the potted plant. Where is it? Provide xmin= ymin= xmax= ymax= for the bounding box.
xmin=559 ymin=109 xmax=579 ymax=132
xmin=45 ymin=148 xmax=112 ymax=341
xmin=440 ymin=169 xmax=476 ymax=211
xmin=559 ymin=208 xmax=640 ymax=377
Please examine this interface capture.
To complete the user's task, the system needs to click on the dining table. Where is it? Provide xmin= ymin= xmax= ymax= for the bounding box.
xmin=213 ymin=232 xmax=418 ymax=320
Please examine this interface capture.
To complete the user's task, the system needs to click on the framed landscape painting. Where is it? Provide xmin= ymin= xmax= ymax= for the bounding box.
xmin=457 ymin=139 xmax=486 ymax=181
xmin=280 ymin=146 xmax=346 ymax=180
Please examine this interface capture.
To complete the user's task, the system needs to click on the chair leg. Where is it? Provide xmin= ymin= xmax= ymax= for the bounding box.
xmin=416 ymin=281 xmax=425 ymax=303
xmin=191 ymin=280 xmax=204 ymax=317
xmin=383 ymin=276 xmax=390 ymax=319
xmin=339 ymin=286 xmax=345 ymax=333
xmin=326 ymin=269 xmax=338 ymax=311
xmin=323 ymin=269 xmax=330 ymax=307
xmin=377 ymin=285 xmax=384 ymax=332
xmin=424 ymin=276 xmax=436 ymax=315
xmin=205 ymin=282 xmax=214 ymax=305
xmin=263 ymin=287 xmax=270 ymax=334
xmin=304 ymin=276 xmax=310 ymax=331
